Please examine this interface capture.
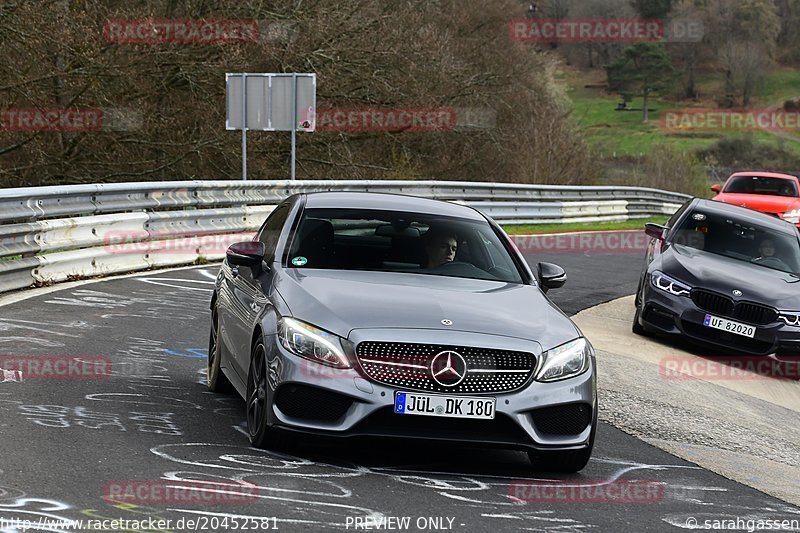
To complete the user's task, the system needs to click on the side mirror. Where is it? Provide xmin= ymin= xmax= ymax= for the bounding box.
xmin=711 ymin=184 xmax=722 ymax=193
xmin=645 ymin=223 xmax=667 ymax=240
xmin=538 ymin=262 xmax=566 ymax=293
xmin=226 ymin=241 xmax=266 ymax=268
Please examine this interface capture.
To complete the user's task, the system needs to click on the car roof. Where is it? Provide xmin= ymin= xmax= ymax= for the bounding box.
xmin=302 ymin=191 xmax=486 ymax=221
xmin=728 ymin=171 xmax=799 ymax=181
xmin=692 ymin=198 xmax=799 ymax=235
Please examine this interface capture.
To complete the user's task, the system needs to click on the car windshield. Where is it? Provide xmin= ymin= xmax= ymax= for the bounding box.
xmin=723 ymin=175 xmax=799 ymax=197
xmin=286 ymin=208 xmax=524 ymax=283
xmin=670 ymin=209 xmax=800 ymax=274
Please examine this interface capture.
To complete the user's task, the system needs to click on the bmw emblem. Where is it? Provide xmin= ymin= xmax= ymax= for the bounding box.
xmin=441 ymin=319 xmax=453 ymax=326
xmin=732 ymin=290 xmax=743 ymax=297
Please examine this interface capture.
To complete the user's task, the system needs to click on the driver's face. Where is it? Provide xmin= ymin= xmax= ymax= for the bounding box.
xmin=429 ymin=237 xmax=457 ymax=266
xmin=760 ymin=240 xmax=775 ymax=257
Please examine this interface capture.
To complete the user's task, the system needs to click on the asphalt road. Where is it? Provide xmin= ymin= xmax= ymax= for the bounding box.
xmin=0 ymin=251 xmax=798 ymax=532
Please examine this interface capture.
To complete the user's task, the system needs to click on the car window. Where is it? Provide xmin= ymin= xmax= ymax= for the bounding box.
xmin=666 ymin=199 xmax=692 ymax=229
xmin=671 ymin=209 xmax=800 ymax=274
xmin=723 ymin=176 xmax=799 ymax=197
xmin=286 ymin=208 xmax=523 ymax=283
xmin=257 ymin=205 xmax=289 ymax=260
xmin=481 ymin=232 xmax=508 ymax=268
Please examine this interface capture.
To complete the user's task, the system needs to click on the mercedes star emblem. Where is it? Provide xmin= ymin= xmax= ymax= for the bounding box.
xmin=430 ymin=350 xmax=467 ymax=387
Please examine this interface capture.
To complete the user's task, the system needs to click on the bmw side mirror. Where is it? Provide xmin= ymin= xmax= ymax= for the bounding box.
xmin=226 ymin=241 xmax=265 ymax=268
xmin=711 ymin=184 xmax=721 ymax=193
xmin=538 ymin=262 xmax=566 ymax=292
xmin=645 ymin=223 xmax=667 ymax=240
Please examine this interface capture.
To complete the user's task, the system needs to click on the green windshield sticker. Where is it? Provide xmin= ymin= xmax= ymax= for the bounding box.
xmin=291 ymin=256 xmax=308 ymax=266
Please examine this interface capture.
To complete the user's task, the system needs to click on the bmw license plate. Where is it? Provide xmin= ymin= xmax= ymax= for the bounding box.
xmin=703 ymin=314 xmax=756 ymax=338
xmin=394 ymin=392 xmax=495 ymax=420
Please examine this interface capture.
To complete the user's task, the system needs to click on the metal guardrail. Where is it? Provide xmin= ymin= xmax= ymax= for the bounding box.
xmin=0 ymin=180 xmax=689 ymax=293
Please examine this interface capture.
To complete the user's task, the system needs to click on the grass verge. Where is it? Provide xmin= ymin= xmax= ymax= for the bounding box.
xmin=503 ymin=216 xmax=669 ymax=235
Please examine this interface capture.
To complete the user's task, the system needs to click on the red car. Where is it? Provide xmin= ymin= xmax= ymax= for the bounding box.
xmin=711 ymin=171 xmax=800 ymax=226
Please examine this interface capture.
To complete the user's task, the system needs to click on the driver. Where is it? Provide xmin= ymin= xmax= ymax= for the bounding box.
xmin=423 ymin=228 xmax=458 ymax=268
xmin=758 ymin=238 xmax=776 ymax=259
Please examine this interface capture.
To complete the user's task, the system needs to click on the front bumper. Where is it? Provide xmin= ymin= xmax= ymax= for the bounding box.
xmin=263 ymin=329 xmax=597 ymax=452
xmin=638 ymin=283 xmax=800 ymax=356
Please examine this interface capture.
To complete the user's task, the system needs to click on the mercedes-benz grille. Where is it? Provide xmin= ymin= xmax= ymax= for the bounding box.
xmin=355 ymin=341 xmax=535 ymax=394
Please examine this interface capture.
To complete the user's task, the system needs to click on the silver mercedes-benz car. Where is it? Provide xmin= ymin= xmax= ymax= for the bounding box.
xmin=209 ymin=192 xmax=597 ymax=472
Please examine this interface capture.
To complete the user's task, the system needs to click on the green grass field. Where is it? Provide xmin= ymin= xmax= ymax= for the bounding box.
xmin=561 ymin=68 xmax=800 ymax=158
xmin=503 ymin=216 xmax=669 ymax=235
xmin=759 ymin=68 xmax=800 ymax=104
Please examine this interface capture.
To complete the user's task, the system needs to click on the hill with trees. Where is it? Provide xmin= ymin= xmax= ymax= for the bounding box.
xmin=2 ymin=0 xmax=799 ymax=195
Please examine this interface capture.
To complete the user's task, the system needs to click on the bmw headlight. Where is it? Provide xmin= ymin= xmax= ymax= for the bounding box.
xmin=781 ymin=209 xmax=800 ymax=224
xmin=778 ymin=312 xmax=800 ymax=327
xmin=651 ymin=270 xmax=691 ymax=297
xmin=536 ymin=338 xmax=592 ymax=382
xmin=277 ymin=318 xmax=351 ymax=369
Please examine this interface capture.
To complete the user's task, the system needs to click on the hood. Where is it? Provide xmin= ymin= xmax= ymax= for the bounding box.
xmin=714 ymin=193 xmax=800 ymax=214
xmin=274 ymin=268 xmax=580 ymax=349
xmin=658 ymin=244 xmax=800 ymax=309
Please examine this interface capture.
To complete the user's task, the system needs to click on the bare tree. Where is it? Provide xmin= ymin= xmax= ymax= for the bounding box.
xmin=702 ymin=0 xmax=779 ymax=106
xmin=666 ymin=0 xmax=711 ymax=99
xmin=718 ymin=41 xmax=770 ymax=107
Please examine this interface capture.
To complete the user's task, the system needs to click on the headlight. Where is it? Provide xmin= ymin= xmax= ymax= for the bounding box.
xmin=778 ymin=312 xmax=800 ymax=327
xmin=651 ymin=270 xmax=691 ymax=297
xmin=536 ymin=338 xmax=592 ymax=382
xmin=781 ymin=210 xmax=800 ymax=224
xmin=277 ymin=318 xmax=351 ymax=369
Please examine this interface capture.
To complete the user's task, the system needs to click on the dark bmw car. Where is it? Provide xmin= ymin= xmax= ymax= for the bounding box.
xmin=208 ymin=192 xmax=597 ymax=472
xmin=633 ymin=198 xmax=800 ymax=355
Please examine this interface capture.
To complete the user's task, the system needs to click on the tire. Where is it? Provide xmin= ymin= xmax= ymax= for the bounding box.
xmin=528 ymin=402 xmax=597 ymax=473
xmin=632 ymin=304 xmax=648 ymax=336
xmin=246 ymin=336 xmax=293 ymax=450
xmin=207 ymin=310 xmax=232 ymax=393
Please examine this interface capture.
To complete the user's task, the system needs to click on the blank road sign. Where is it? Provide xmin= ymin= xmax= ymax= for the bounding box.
xmin=226 ymin=73 xmax=316 ymax=132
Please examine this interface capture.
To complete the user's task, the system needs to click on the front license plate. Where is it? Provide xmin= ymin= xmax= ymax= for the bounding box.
xmin=703 ymin=314 xmax=756 ymax=338
xmin=394 ymin=392 xmax=495 ymax=420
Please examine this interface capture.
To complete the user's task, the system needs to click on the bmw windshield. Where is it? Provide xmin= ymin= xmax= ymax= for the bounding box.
xmin=670 ymin=210 xmax=800 ymax=274
xmin=286 ymin=208 xmax=524 ymax=283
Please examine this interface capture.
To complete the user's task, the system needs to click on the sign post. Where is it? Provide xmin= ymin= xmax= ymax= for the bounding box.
xmin=226 ymin=73 xmax=316 ymax=180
